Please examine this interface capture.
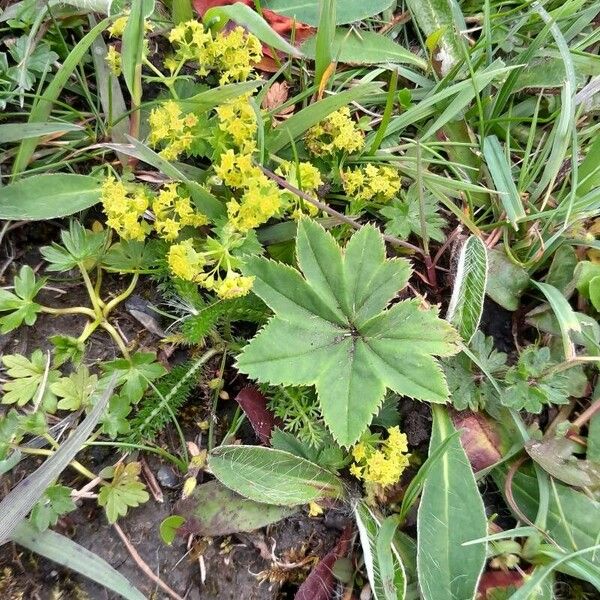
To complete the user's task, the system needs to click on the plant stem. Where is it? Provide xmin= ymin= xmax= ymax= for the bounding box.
xmin=103 ymin=272 xmax=139 ymax=316
xmin=41 ymin=305 xmax=97 ymax=319
xmin=208 ymin=350 xmax=228 ymax=452
xmin=99 ymin=321 xmax=130 ymax=358
xmin=79 ymin=264 xmax=104 ymax=315
xmin=86 ymin=442 xmax=187 ymax=472
xmin=16 ymin=446 xmax=98 ymax=480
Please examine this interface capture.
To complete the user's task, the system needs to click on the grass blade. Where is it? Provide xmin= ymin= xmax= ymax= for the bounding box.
xmin=11 ymin=521 xmax=146 ymax=600
xmin=482 ymin=135 xmax=526 ymax=229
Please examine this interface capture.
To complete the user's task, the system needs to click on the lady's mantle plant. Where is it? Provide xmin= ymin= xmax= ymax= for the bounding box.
xmin=236 ymin=219 xmax=460 ymax=446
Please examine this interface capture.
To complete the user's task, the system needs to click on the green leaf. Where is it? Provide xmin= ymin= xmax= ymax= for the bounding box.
xmin=546 ymin=245 xmax=578 ymax=295
xmin=97 ymin=462 xmax=149 ymax=524
xmin=159 ymin=515 xmax=186 ymax=545
xmin=208 ymin=445 xmax=345 ymax=506
xmin=0 ymin=174 xmax=102 ymax=220
xmin=50 ymin=368 xmax=98 ymax=411
xmin=102 ymin=239 xmax=158 ymax=273
xmin=417 ymin=406 xmax=487 ymax=600
xmin=11 ymin=520 xmax=146 ymax=600
xmin=237 ymin=220 xmax=459 ymax=446
xmin=40 ymin=221 xmax=107 ymax=272
xmin=175 ymin=480 xmax=295 ymax=536
xmin=354 ymin=502 xmax=406 ymax=600
xmin=100 ymin=394 xmax=132 ymax=439
xmin=404 ymin=0 xmax=464 ymax=77
xmin=314 ymin=0 xmax=335 ymax=86
xmin=446 ymin=236 xmax=488 ymax=343
xmin=204 ymin=2 xmax=301 ymax=57
xmin=502 ymin=346 xmax=581 ymax=413
xmin=263 ymin=0 xmax=394 ymax=26
xmin=102 ymin=351 xmax=167 ymax=403
xmin=0 ymin=265 xmax=45 ymax=334
xmin=12 ymin=18 xmax=110 ymax=175
xmin=121 ymin=0 xmax=154 ymax=94
xmin=29 ymin=485 xmax=75 ymax=532
xmin=302 ymin=29 xmax=426 ymax=69
xmin=482 ymin=135 xmax=526 ymax=230
xmin=1 ymin=350 xmax=60 ymax=411
xmin=486 ymin=249 xmax=529 ymax=311
xmin=266 ymin=82 xmax=382 ymax=154
xmin=50 ymin=335 xmax=85 ymax=367
xmin=496 ymin=467 xmax=600 ymax=570
xmin=380 ymin=185 xmax=447 ymax=243
xmin=0 ymin=122 xmax=83 ymax=144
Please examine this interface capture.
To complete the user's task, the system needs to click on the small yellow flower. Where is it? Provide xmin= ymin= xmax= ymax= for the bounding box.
xmin=215 ymin=273 xmax=254 ymax=299
xmin=167 ymin=239 xmax=205 ymax=282
xmin=153 ymin=184 xmax=208 ymax=240
xmin=105 ymin=46 xmax=121 ymax=76
xmin=216 ymin=95 xmax=258 ymax=154
xmin=343 ymin=164 xmax=400 ymax=203
xmin=350 ymin=426 xmax=410 ymax=488
xmin=228 ymin=175 xmax=281 ymax=231
xmin=276 ymin=161 xmax=323 ymax=218
xmin=209 ymin=27 xmax=262 ymax=84
xmin=108 ymin=12 xmax=153 ymax=38
xmin=148 ymin=101 xmax=199 ymax=160
xmin=305 ymin=107 xmax=365 ymax=156
xmin=101 ymin=177 xmax=150 ymax=241
xmin=308 ymin=502 xmax=324 ymax=517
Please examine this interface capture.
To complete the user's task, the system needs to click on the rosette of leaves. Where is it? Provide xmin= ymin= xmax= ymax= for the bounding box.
xmin=236 ymin=219 xmax=459 ymax=447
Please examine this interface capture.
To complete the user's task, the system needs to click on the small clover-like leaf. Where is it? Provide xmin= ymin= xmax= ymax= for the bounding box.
xmin=40 ymin=221 xmax=107 ymax=272
xmin=102 ymin=351 xmax=167 ymax=403
xmin=1 ymin=350 xmax=60 ymax=412
xmin=237 ymin=220 xmax=459 ymax=446
xmin=0 ymin=265 xmax=45 ymax=333
xmin=50 ymin=368 xmax=98 ymax=411
xmin=97 ymin=462 xmax=149 ymax=524
xmin=29 ymin=484 xmax=75 ymax=532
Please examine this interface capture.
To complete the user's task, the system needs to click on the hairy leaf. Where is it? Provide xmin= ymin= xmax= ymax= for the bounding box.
xmin=237 ymin=220 xmax=459 ymax=446
xmin=417 ymin=406 xmax=487 ymax=600
xmin=208 ymin=445 xmax=345 ymax=506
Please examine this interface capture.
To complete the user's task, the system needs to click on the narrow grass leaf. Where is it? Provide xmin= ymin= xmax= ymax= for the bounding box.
xmin=204 ymin=3 xmax=301 ymax=57
xmin=178 ymin=80 xmax=263 ymax=111
xmin=266 ymin=82 xmax=382 ymax=153
xmin=11 ymin=521 xmax=145 ymax=600
xmin=482 ymin=135 xmax=525 ymax=229
xmin=534 ymin=281 xmax=581 ymax=359
xmin=12 ymin=17 xmax=110 ymax=176
xmin=121 ymin=0 xmax=155 ymax=95
xmin=0 ymin=123 xmax=83 ymax=144
xmin=417 ymin=405 xmax=487 ymax=600
xmin=446 ymin=236 xmax=488 ymax=343
xmin=302 ymin=29 xmax=426 ymax=69
xmin=314 ymin=0 xmax=335 ymax=87
xmin=0 ymin=174 xmax=102 ymax=220
xmin=0 ymin=378 xmax=115 ymax=545
xmin=208 ymin=445 xmax=345 ymax=506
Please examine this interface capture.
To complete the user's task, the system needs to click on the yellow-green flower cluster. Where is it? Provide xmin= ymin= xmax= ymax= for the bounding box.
xmin=305 ymin=107 xmax=365 ymax=156
xmin=101 ymin=177 xmax=151 ymax=241
xmin=216 ymin=95 xmax=258 ymax=154
xmin=276 ymin=161 xmax=323 ymax=219
xmin=168 ymin=21 xmax=262 ymax=84
xmin=350 ymin=426 xmax=410 ymax=488
xmin=343 ymin=164 xmax=401 ymax=203
xmin=107 ymin=11 xmax=153 ymax=38
xmin=213 ymin=96 xmax=282 ymax=232
xmin=148 ymin=101 xmax=199 ymax=160
xmin=166 ymin=235 xmax=254 ymax=299
xmin=152 ymin=184 xmax=208 ymax=241
xmin=105 ymin=46 xmax=122 ymax=77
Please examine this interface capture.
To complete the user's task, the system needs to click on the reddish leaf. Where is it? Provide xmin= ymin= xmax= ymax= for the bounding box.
xmin=234 ymin=386 xmax=281 ymax=444
xmin=295 ymin=524 xmax=353 ymax=600
xmin=452 ymin=410 xmax=502 ymax=472
xmin=477 ymin=569 xmax=527 ymax=598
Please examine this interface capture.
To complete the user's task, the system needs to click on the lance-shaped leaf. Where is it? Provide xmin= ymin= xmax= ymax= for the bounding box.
xmin=236 ymin=220 xmax=459 ymax=446
xmin=208 ymin=445 xmax=344 ymax=506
